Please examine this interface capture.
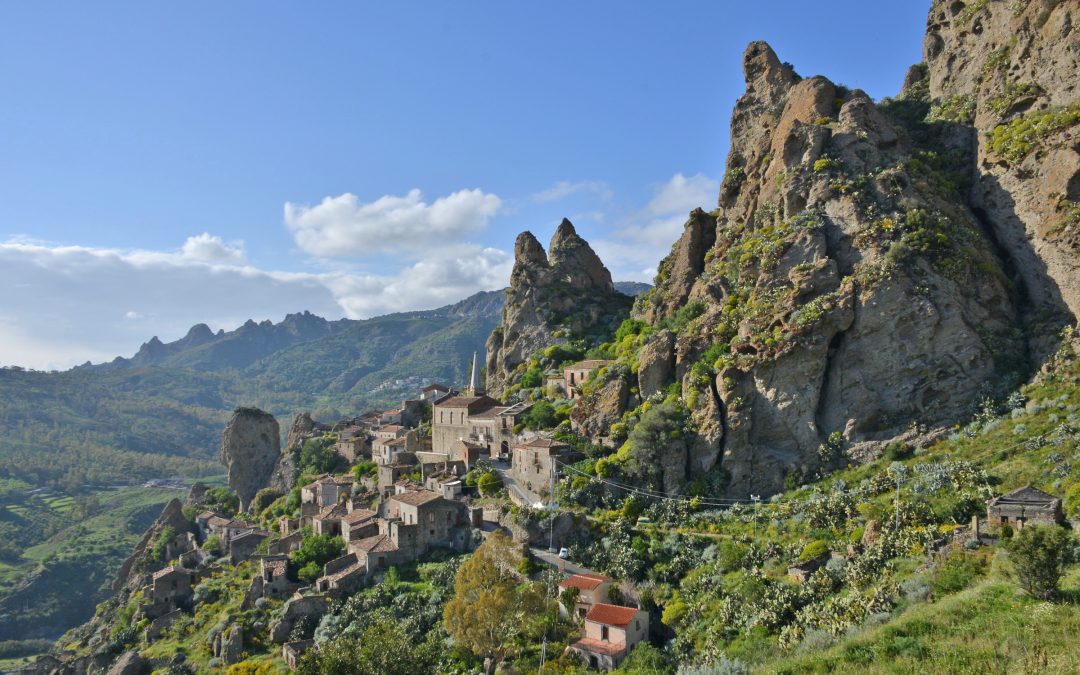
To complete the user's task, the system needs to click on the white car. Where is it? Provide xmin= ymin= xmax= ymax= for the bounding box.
xmin=558 ymin=547 xmax=570 ymax=559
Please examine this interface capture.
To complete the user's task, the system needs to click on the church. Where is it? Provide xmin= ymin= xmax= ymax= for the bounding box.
xmin=431 ymin=352 xmax=532 ymax=462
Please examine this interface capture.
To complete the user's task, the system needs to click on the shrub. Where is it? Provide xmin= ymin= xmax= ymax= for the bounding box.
xmin=930 ymin=551 xmax=987 ymax=595
xmin=798 ymin=540 xmax=830 ymax=563
xmin=477 ymin=472 xmax=502 ymax=496
xmin=1006 ymin=525 xmax=1078 ymax=599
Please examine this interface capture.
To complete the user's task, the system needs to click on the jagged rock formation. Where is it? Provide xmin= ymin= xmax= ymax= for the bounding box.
xmin=922 ymin=0 xmax=1078 ymax=347
xmin=486 ymin=219 xmax=633 ymax=397
xmin=112 ymin=498 xmax=192 ymax=593
xmin=220 ymin=407 xmax=295 ymax=511
xmin=640 ymin=34 xmax=1038 ymax=495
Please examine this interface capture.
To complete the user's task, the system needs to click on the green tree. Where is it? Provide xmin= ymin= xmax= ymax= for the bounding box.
xmin=477 ymin=472 xmax=502 ymax=497
xmin=443 ymin=532 xmax=549 ymax=673
xmin=150 ymin=525 xmax=177 ymax=563
xmin=523 ymin=400 xmax=558 ymax=430
xmin=298 ymin=438 xmax=339 ymax=474
xmin=1006 ymin=525 xmax=1078 ymax=599
xmin=291 ymin=533 xmax=345 ymax=583
xmin=616 ymin=642 xmax=672 ymax=674
xmin=624 ymin=401 xmax=686 ymax=488
xmin=297 ymin=615 xmax=443 ymax=675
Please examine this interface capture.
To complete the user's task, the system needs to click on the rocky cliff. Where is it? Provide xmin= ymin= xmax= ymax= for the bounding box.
xmin=633 ymin=15 xmax=1074 ymax=494
xmin=922 ymin=0 xmax=1078 ymax=342
xmin=485 ymin=219 xmax=633 ymax=397
xmin=219 ymin=407 xmax=296 ymax=511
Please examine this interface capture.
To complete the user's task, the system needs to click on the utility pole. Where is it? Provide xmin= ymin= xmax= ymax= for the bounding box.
xmin=750 ymin=494 xmax=761 ymax=540
xmin=548 ymin=460 xmax=557 ymax=553
xmin=894 ymin=476 xmax=902 ymax=530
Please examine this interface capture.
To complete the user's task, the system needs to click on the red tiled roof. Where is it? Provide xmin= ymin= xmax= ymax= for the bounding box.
xmin=585 ymin=603 xmax=640 ymax=627
xmin=344 ymin=508 xmax=376 ymax=524
xmin=391 ymin=490 xmax=442 ymax=507
xmin=559 ymin=573 xmax=611 ymax=591
xmin=422 ymin=383 xmax=450 ymax=392
xmin=569 ymin=637 xmax=626 ymax=657
xmin=353 ymin=534 xmax=398 ymax=553
xmin=517 ymin=437 xmax=569 ymax=450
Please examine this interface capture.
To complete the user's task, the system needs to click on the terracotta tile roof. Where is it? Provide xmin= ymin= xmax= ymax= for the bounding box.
xmin=224 ymin=519 xmax=257 ymax=529
xmin=422 ymin=383 xmax=450 ymax=392
xmin=353 ymin=534 xmax=398 ymax=553
xmin=391 ymin=490 xmax=442 ymax=507
xmin=559 ymin=573 xmax=611 ymax=591
xmin=152 ymin=565 xmax=191 ymax=580
xmin=377 ymin=424 xmax=404 ymax=433
xmin=318 ymin=503 xmax=349 ymax=519
xmin=262 ymin=557 xmax=288 ymax=574
xmin=989 ymin=485 xmax=1061 ymax=507
xmin=387 ymin=437 xmax=408 ymax=447
xmin=570 ymin=636 xmax=626 ymax=656
xmin=197 ymin=510 xmax=217 ymax=520
xmin=344 ymin=508 xmax=376 ymax=524
xmin=460 ymin=440 xmax=487 ymax=450
xmin=517 ymin=437 xmax=569 ymax=450
xmin=435 ymin=394 xmax=504 ymax=410
xmin=566 ymin=359 xmax=612 ymax=371
xmin=207 ymin=515 xmax=231 ymax=527
xmin=232 ymin=529 xmax=270 ymax=542
xmin=586 ymin=603 xmax=641 ymax=627
xmin=326 ymin=561 xmax=366 ymax=582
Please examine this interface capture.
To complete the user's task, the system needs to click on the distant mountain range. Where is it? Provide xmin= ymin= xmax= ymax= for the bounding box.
xmin=0 ymin=283 xmax=648 ymax=487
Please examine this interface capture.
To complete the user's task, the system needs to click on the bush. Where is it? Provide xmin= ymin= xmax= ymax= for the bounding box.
xmin=1006 ymin=525 xmax=1078 ymax=599
xmin=150 ymin=525 xmax=177 ymax=563
xmin=477 ymin=472 xmax=502 ymax=496
xmin=930 ymin=551 xmax=987 ymax=595
xmin=798 ymin=540 xmax=830 ymax=563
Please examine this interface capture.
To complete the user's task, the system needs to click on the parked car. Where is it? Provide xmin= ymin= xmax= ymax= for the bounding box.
xmin=558 ymin=547 xmax=570 ymax=559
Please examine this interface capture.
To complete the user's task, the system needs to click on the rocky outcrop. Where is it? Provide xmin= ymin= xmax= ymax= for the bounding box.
xmin=112 ymin=498 xmax=192 ymax=593
xmin=286 ymin=412 xmax=318 ymax=451
xmin=486 ymin=219 xmax=633 ymax=397
xmin=922 ymin=0 xmax=1078 ymax=351
xmin=637 ymin=330 xmax=676 ymax=399
xmin=105 ymin=651 xmax=146 ymax=675
xmin=220 ymin=407 xmax=296 ymax=511
xmin=639 ymin=38 xmax=1029 ymax=496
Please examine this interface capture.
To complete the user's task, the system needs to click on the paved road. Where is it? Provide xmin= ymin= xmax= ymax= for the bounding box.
xmin=529 ymin=546 xmax=597 ymax=576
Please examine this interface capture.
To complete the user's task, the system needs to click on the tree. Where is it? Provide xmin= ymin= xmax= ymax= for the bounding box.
xmin=299 ymin=438 xmax=339 ymax=474
xmin=291 ymin=533 xmax=345 ymax=583
xmin=616 ymin=642 xmax=672 ymax=674
xmin=624 ymin=401 xmax=686 ymax=488
xmin=477 ymin=472 xmax=502 ymax=497
xmin=444 ymin=532 xmax=550 ymax=673
xmin=524 ymin=400 xmax=557 ymax=430
xmin=297 ymin=614 xmax=443 ymax=675
xmin=1006 ymin=525 xmax=1078 ymax=599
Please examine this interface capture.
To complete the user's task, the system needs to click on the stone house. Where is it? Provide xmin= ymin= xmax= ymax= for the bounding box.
xmin=379 ymin=409 xmax=403 ymax=425
xmin=350 ymin=534 xmax=403 ymax=574
xmin=567 ymin=603 xmax=649 ymax=670
xmin=268 ymin=531 xmax=304 ymax=556
xmin=341 ymin=508 xmax=379 ymax=542
xmin=146 ymin=566 xmax=194 ymax=618
xmin=229 ymin=529 xmax=270 ymax=564
xmin=986 ymin=486 xmax=1063 ymax=531
xmin=457 ymin=440 xmax=489 ymax=470
xmin=313 ymin=503 xmax=349 ymax=537
xmin=558 ymin=573 xmax=613 ymax=618
xmin=334 ymin=425 xmax=369 ymax=463
xmin=564 ymin=359 xmax=613 ymax=399
xmin=421 ymin=383 xmax=453 ymax=402
xmin=432 ymin=391 xmax=531 ymax=460
xmin=301 ymin=475 xmax=353 ymax=508
xmin=511 ymin=437 xmax=570 ymax=502
xmin=282 ymin=639 xmax=314 ymax=670
xmin=195 ymin=511 xmax=230 ymax=540
xmin=260 ymin=556 xmax=300 ymax=599
xmin=316 ymin=552 xmax=367 ymax=595
xmin=425 ymin=470 xmax=465 ymax=500
xmin=384 ymin=489 xmax=470 ymax=557
xmin=377 ymin=463 xmax=417 ymax=495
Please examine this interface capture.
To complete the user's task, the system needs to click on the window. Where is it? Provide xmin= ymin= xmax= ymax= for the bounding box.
xmin=601 ymin=625 xmax=609 ymax=641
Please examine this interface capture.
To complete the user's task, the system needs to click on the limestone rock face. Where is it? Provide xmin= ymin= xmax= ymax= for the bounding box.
xmin=105 ymin=651 xmax=146 ymax=675
xmin=220 ymin=408 xmax=292 ymax=511
xmin=637 ymin=330 xmax=676 ymax=399
xmin=639 ymin=38 xmax=1028 ymax=496
xmin=922 ymin=0 xmax=1078 ymax=348
xmin=286 ymin=412 xmax=318 ymax=451
xmin=112 ymin=498 xmax=192 ymax=593
xmin=486 ymin=219 xmax=633 ymax=397
xmin=573 ymin=374 xmax=632 ymax=438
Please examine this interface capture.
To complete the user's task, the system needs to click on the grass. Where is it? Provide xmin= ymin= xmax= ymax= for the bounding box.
xmin=764 ymin=565 xmax=1080 ymax=674
xmin=0 ymin=487 xmax=179 ymax=641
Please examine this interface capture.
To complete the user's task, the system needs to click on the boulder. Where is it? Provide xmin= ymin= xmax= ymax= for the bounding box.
xmin=637 ymin=330 xmax=676 ymax=399
xmin=220 ymin=407 xmax=292 ymax=511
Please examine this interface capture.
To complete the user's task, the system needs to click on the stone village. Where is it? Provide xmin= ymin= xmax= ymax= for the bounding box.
xmin=104 ymin=346 xmax=1068 ymax=672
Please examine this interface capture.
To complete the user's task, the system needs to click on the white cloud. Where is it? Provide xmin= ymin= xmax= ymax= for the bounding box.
xmin=592 ymin=172 xmax=717 ymax=283
xmin=532 ymin=180 xmax=613 ymax=204
xmin=180 ymin=232 xmax=245 ymax=263
xmin=0 ymin=236 xmax=513 ymax=370
xmin=284 ymin=188 xmax=502 ymax=257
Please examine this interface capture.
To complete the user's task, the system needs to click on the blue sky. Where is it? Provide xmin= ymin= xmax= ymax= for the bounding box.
xmin=0 ymin=1 xmax=927 ymax=369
